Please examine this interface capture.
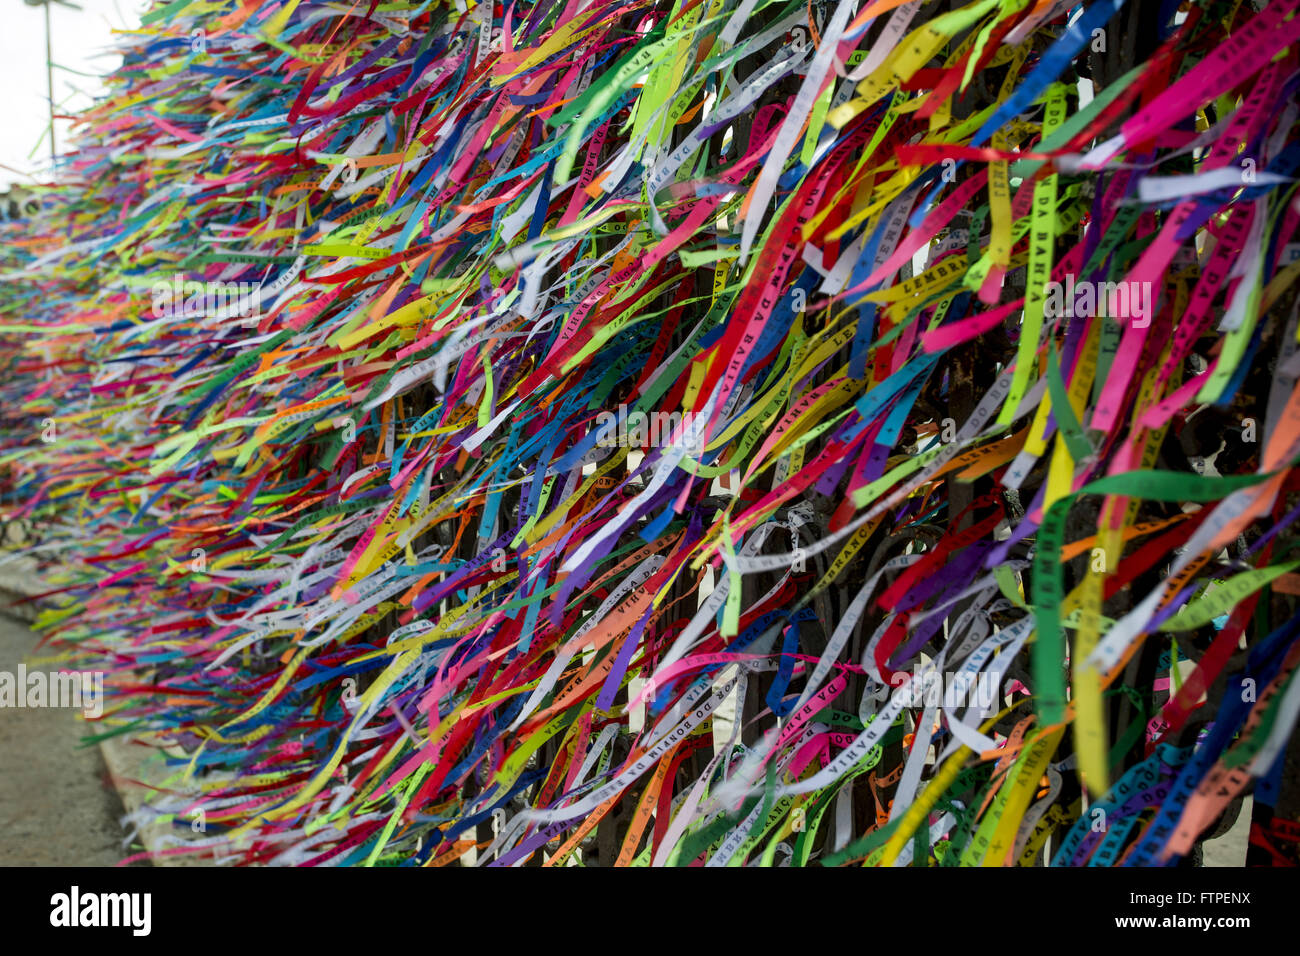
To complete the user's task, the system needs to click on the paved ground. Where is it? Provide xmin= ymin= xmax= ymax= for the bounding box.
xmin=0 ymin=612 xmax=132 ymax=865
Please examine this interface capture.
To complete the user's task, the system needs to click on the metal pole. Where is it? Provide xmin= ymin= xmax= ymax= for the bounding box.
xmin=45 ymin=0 xmax=55 ymax=165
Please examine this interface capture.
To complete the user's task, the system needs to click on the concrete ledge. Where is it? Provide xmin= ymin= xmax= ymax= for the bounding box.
xmin=0 ymin=552 xmax=48 ymax=624
xmin=99 ymin=734 xmax=217 ymax=867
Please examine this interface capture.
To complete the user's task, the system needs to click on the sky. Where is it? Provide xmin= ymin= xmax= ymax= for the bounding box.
xmin=0 ymin=0 xmax=138 ymax=190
